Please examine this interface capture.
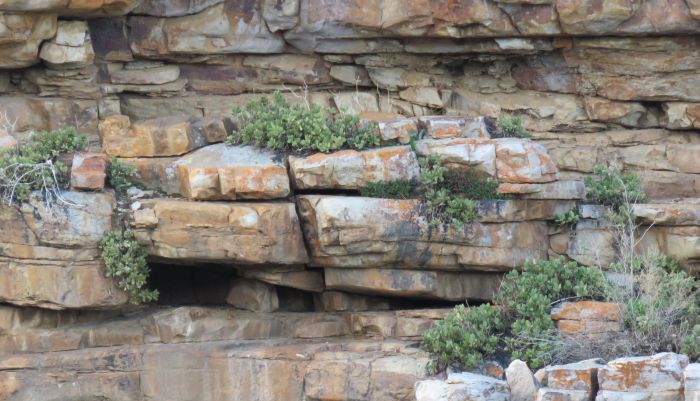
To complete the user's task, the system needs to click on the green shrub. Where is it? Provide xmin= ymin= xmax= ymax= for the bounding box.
xmin=359 ymin=179 xmax=419 ymax=199
xmin=555 ymin=208 xmax=580 ymax=226
xmin=498 ymin=116 xmax=531 ymax=138
xmin=443 ymin=169 xmax=509 ymax=200
xmin=100 ymin=230 xmax=158 ymax=305
xmin=423 ymin=258 xmax=610 ymax=370
xmin=496 ymin=258 xmax=610 ymax=368
xmin=419 ymin=156 xmax=477 ymax=228
xmin=584 ymin=165 xmax=646 ymax=211
xmin=0 ymin=127 xmax=87 ymax=204
xmin=228 ymin=91 xmax=379 ymax=153
xmin=423 ymin=304 xmax=503 ymax=370
xmin=107 ymin=157 xmax=138 ymax=195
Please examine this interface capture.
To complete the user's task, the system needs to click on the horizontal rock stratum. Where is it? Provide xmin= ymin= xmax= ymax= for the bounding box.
xmin=1 ymin=0 xmax=700 ymax=400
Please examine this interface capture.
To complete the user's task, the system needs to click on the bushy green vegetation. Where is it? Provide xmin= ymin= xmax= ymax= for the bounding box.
xmin=584 ymin=165 xmax=647 ymax=211
xmin=496 ymin=258 xmax=610 ymax=368
xmin=107 ymin=157 xmax=138 ymax=195
xmin=423 ymin=304 xmax=503 ymax=370
xmin=227 ymin=91 xmax=379 ymax=153
xmin=359 ymin=179 xmax=418 ymax=199
xmin=423 ymin=258 xmax=609 ymax=370
xmin=0 ymin=128 xmax=87 ymax=204
xmin=554 ymin=208 xmax=580 ymax=226
xmin=443 ymin=170 xmax=509 ymax=201
xmin=498 ymin=116 xmax=531 ymax=138
xmin=419 ymin=156 xmax=476 ymax=229
xmin=99 ymin=230 xmax=158 ymax=305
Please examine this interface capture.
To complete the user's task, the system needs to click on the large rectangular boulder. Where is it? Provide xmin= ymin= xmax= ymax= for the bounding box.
xmin=132 ymin=199 xmax=309 ymax=265
xmin=297 ymin=195 xmax=548 ymax=271
xmin=289 ymin=145 xmax=419 ymax=190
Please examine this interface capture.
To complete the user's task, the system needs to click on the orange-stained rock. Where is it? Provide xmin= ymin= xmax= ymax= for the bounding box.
xmin=70 ymin=152 xmax=107 ymax=191
xmin=551 ymin=301 xmax=623 ymax=322
xmin=176 ymin=143 xmax=290 ymax=200
xmin=0 ymin=258 xmax=127 ymax=310
xmin=289 ymin=146 xmax=419 ymax=190
xmin=297 ymin=195 xmax=548 ymax=270
xmin=132 ymin=198 xmax=309 ymax=265
xmin=418 ymin=116 xmax=490 ymax=139
xmin=101 ymin=115 xmax=198 ymax=157
xmin=552 ymin=301 xmax=622 ymax=337
xmin=598 ymin=353 xmax=688 ymax=392
xmin=494 ymin=138 xmax=559 ymax=183
xmin=545 ymin=358 xmax=605 ymax=393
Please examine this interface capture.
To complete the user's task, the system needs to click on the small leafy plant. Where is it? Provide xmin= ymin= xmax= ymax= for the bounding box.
xmin=0 ymin=127 xmax=87 ymax=205
xmin=359 ymin=179 xmax=419 ymax=199
xmin=228 ymin=91 xmax=379 ymax=153
xmin=584 ymin=165 xmax=646 ymax=211
xmin=107 ymin=157 xmax=138 ymax=195
xmin=555 ymin=208 xmax=580 ymax=226
xmin=100 ymin=230 xmax=158 ymax=305
xmin=498 ymin=116 xmax=531 ymax=138
xmin=443 ymin=169 xmax=509 ymax=201
xmin=419 ymin=156 xmax=476 ymax=229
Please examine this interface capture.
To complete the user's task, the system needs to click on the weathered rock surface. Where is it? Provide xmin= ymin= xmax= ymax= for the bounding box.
xmin=39 ymin=20 xmax=94 ymax=68
xmin=70 ymin=152 xmax=107 ymax=191
xmin=129 ymin=2 xmax=285 ymax=57
xmin=416 ymin=372 xmax=510 ymax=401
xmin=507 ymin=359 xmax=538 ymax=401
xmin=132 ymin=198 xmax=309 ymax=265
xmin=0 ymin=191 xmax=125 ymax=309
xmin=176 ymin=143 xmax=290 ymax=200
xmin=415 ymin=138 xmax=559 ymax=183
xmin=298 ymin=195 xmax=549 ymax=271
xmin=552 ymin=301 xmax=622 ymax=337
xmin=324 ymin=268 xmax=502 ymax=301
xmin=598 ymin=353 xmax=688 ymax=393
xmin=289 ymin=145 xmax=419 ymax=190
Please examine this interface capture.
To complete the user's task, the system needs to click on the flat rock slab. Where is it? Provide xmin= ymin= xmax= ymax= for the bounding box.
xmin=297 ymin=195 xmax=548 ymax=271
xmin=176 ymin=143 xmax=290 ymax=200
xmin=633 ymin=202 xmax=700 ymax=226
xmin=598 ymin=353 xmax=688 ymax=392
xmin=324 ymin=268 xmax=502 ymax=301
xmin=133 ymin=199 xmax=309 ymax=265
xmin=289 ymin=145 xmax=419 ymax=190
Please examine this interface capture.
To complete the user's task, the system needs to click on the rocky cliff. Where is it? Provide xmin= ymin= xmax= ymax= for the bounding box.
xmin=0 ymin=1 xmax=699 ymax=400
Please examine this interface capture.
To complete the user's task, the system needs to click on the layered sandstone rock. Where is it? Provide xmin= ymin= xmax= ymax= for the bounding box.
xmin=289 ymin=145 xmax=419 ymax=190
xmin=415 ymin=137 xmax=559 ymax=183
xmin=132 ymin=198 xmax=309 ymax=265
xmin=176 ymin=143 xmax=290 ymax=200
xmin=297 ymin=195 xmax=548 ymax=271
xmin=551 ymin=301 xmax=622 ymax=337
xmin=324 ymin=268 xmax=502 ymax=301
xmin=0 ymin=191 xmax=126 ymax=309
